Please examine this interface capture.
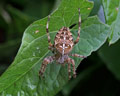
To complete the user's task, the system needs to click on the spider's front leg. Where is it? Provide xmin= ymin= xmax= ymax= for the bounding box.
xmin=39 ymin=56 xmax=54 ymax=77
xmin=46 ymin=15 xmax=54 ymax=51
xmin=66 ymin=58 xmax=76 ymax=80
xmin=74 ymin=8 xmax=81 ymax=45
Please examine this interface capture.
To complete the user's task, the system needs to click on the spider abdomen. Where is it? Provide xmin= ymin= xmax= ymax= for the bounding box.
xmin=54 ymin=27 xmax=74 ymax=55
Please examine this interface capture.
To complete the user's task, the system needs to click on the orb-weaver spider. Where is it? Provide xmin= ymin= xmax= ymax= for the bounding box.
xmin=39 ymin=8 xmax=86 ymax=80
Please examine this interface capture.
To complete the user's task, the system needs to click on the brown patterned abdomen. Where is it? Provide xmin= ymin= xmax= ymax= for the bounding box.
xmin=54 ymin=27 xmax=74 ymax=54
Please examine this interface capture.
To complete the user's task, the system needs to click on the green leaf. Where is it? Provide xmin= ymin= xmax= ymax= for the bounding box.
xmin=0 ymin=0 xmax=110 ymax=95
xmin=98 ymin=40 xmax=120 ymax=80
xmin=89 ymin=0 xmax=102 ymax=16
xmin=102 ymin=0 xmax=120 ymax=44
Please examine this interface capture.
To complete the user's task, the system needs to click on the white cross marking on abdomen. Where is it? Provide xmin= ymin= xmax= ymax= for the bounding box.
xmin=62 ymin=32 xmax=66 ymax=55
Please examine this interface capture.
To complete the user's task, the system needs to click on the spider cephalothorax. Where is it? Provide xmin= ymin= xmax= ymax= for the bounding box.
xmin=39 ymin=8 xmax=86 ymax=79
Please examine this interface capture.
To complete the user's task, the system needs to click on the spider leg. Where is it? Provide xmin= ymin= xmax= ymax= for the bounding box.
xmin=70 ymin=54 xmax=86 ymax=58
xmin=48 ymin=45 xmax=54 ymax=53
xmin=39 ymin=56 xmax=54 ymax=77
xmin=46 ymin=15 xmax=53 ymax=48
xmin=74 ymin=8 xmax=81 ymax=45
xmin=66 ymin=58 xmax=76 ymax=79
xmin=68 ymin=63 xmax=71 ymax=80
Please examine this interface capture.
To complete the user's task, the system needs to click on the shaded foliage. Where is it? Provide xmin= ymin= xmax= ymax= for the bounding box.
xmin=0 ymin=0 xmax=120 ymax=96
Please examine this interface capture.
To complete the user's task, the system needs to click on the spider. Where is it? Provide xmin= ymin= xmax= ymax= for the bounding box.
xmin=39 ymin=8 xmax=86 ymax=80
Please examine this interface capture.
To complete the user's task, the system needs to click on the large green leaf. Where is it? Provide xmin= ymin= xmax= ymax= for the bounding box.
xmin=102 ymin=0 xmax=120 ymax=44
xmin=0 ymin=0 xmax=110 ymax=95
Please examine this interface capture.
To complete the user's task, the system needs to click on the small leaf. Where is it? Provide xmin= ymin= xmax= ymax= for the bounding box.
xmin=0 ymin=0 xmax=110 ymax=95
xmin=89 ymin=0 xmax=102 ymax=16
xmin=102 ymin=0 xmax=120 ymax=44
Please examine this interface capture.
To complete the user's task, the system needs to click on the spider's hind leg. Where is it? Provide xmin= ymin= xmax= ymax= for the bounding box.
xmin=39 ymin=56 xmax=54 ymax=77
xmin=70 ymin=53 xmax=86 ymax=58
xmin=74 ymin=8 xmax=81 ymax=45
xmin=66 ymin=57 xmax=76 ymax=80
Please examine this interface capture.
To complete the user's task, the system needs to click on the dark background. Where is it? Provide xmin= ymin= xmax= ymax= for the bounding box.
xmin=0 ymin=0 xmax=120 ymax=96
